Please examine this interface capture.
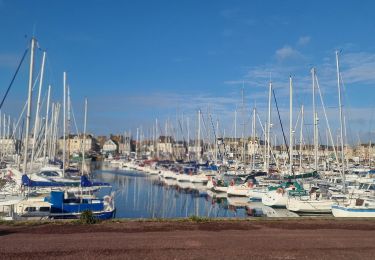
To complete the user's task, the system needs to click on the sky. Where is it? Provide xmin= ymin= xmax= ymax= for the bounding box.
xmin=0 ymin=0 xmax=375 ymax=144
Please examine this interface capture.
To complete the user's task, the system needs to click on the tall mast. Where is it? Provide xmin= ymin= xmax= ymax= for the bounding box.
xmin=234 ymin=109 xmax=237 ymax=161
xmin=63 ymin=72 xmax=67 ymax=177
xmin=289 ymin=76 xmax=294 ymax=175
xmin=234 ymin=109 xmax=237 ymax=140
xmin=43 ymin=85 xmax=51 ymax=165
xmin=312 ymin=68 xmax=318 ymax=171
xmin=136 ymin=127 xmax=139 ymax=158
xmin=299 ymin=105 xmax=304 ymax=172
xmin=0 ymin=110 xmax=2 ymax=141
xmin=82 ymin=98 xmax=87 ymax=174
xmin=197 ymin=109 xmax=201 ymax=161
xmin=67 ymin=85 xmax=71 ymax=162
xmin=23 ymin=37 xmax=36 ymax=174
xmin=241 ymin=84 xmax=245 ymax=163
xmin=3 ymin=114 xmax=5 ymax=140
xmin=187 ymin=116 xmax=190 ymax=159
xmin=336 ymin=51 xmax=346 ymax=192
xmin=156 ymin=118 xmax=159 ymax=158
xmin=48 ymin=103 xmax=55 ymax=159
xmin=252 ymin=106 xmax=256 ymax=170
xmin=215 ymin=119 xmax=219 ymax=162
xmin=31 ymin=51 xmax=46 ymax=167
xmin=266 ymin=81 xmax=272 ymax=173
xmin=6 ymin=115 xmax=10 ymax=138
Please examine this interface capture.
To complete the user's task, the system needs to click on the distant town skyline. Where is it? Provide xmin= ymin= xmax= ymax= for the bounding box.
xmin=0 ymin=0 xmax=375 ymax=144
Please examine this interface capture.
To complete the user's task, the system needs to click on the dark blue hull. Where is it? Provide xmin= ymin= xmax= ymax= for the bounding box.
xmin=49 ymin=209 xmax=115 ymax=220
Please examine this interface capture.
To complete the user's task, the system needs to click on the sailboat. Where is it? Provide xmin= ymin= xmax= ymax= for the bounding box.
xmin=262 ymin=77 xmax=305 ymax=207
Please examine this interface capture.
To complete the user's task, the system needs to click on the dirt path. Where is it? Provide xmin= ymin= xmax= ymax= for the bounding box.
xmin=0 ymin=219 xmax=374 ymax=259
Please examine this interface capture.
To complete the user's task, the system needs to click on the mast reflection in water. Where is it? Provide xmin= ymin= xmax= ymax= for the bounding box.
xmin=92 ymin=165 xmax=250 ymax=219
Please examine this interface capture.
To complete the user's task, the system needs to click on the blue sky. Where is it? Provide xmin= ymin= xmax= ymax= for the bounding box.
xmin=0 ymin=0 xmax=375 ymax=144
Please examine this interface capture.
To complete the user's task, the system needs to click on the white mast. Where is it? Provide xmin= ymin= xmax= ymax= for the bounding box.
xmin=336 ymin=51 xmax=346 ymax=192
xmin=251 ymin=106 xmax=256 ymax=170
xmin=136 ymin=127 xmax=139 ymax=158
xmin=156 ymin=118 xmax=159 ymax=158
xmin=67 ymin=85 xmax=71 ymax=160
xmin=82 ymin=98 xmax=87 ymax=174
xmin=215 ymin=119 xmax=219 ymax=162
xmin=31 ymin=51 xmax=46 ymax=167
xmin=197 ymin=109 xmax=201 ymax=161
xmin=48 ymin=103 xmax=55 ymax=159
xmin=241 ymin=85 xmax=245 ymax=163
xmin=234 ymin=109 xmax=237 ymax=140
xmin=299 ymin=105 xmax=304 ymax=172
xmin=43 ymin=85 xmax=51 ymax=165
xmin=23 ymin=37 xmax=36 ymax=174
xmin=234 ymin=109 xmax=237 ymax=161
xmin=63 ymin=72 xmax=67 ymax=177
xmin=3 ymin=114 xmax=5 ymax=140
xmin=0 ymin=110 xmax=2 ymax=141
xmin=187 ymin=117 xmax=190 ymax=158
xmin=289 ymin=76 xmax=294 ymax=175
xmin=6 ymin=115 xmax=10 ymax=138
xmin=265 ymin=81 xmax=272 ymax=173
xmin=312 ymin=68 xmax=318 ymax=171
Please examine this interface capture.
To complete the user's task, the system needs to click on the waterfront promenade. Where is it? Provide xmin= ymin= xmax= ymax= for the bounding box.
xmin=0 ymin=219 xmax=374 ymax=259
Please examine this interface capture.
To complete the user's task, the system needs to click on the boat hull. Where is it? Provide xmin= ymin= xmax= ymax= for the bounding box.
xmin=287 ymin=197 xmax=333 ymax=213
xmin=227 ymin=186 xmax=249 ymax=197
xmin=332 ymin=205 xmax=375 ymax=218
xmin=262 ymin=191 xmax=288 ymax=208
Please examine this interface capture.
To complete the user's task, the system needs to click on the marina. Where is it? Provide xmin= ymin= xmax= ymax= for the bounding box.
xmin=94 ymin=164 xmax=300 ymax=219
xmin=1 ymin=34 xmax=375 ymax=221
xmin=2 ymin=1 xmax=375 ymax=259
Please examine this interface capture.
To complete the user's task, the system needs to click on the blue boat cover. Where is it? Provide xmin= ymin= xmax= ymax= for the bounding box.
xmin=80 ymin=175 xmax=110 ymax=187
xmin=21 ymin=174 xmax=78 ymax=187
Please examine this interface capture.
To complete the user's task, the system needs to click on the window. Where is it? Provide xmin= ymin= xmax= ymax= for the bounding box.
xmin=40 ymin=171 xmax=59 ymax=177
xmin=25 ymin=207 xmax=36 ymax=212
xmin=39 ymin=207 xmax=50 ymax=212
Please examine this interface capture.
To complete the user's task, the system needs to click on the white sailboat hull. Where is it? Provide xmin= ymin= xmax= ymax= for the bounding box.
xmin=247 ymin=188 xmax=267 ymax=200
xmin=287 ymin=197 xmax=333 ymax=213
xmin=227 ymin=185 xmax=249 ymax=197
xmin=332 ymin=205 xmax=375 ymax=217
xmin=176 ymin=174 xmax=191 ymax=182
xmin=262 ymin=190 xmax=288 ymax=208
xmin=190 ymin=174 xmax=208 ymax=183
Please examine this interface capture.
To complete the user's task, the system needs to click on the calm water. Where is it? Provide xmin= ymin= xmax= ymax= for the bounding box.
xmin=92 ymin=164 xmax=258 ymax=219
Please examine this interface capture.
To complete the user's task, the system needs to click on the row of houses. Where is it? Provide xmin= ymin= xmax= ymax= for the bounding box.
xmin=56 ymin=134 xmax=133 ymax=156
xmin=2 ymin=132 xmax=374 ymax=162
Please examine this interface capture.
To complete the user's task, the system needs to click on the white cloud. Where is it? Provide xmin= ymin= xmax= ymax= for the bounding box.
xmin=275 ymin=45 xmax=301 ymax=60
xmin=340 ymin=52 xmax=375 ymax=85
xmin=297 ymin=36 xmax=311 ymax=46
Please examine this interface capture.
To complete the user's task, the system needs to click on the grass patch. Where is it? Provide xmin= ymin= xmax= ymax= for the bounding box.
xmin=1 ymin=216 xmax=375 ymax=226
xmin=79 ymin=210 xmax=101 ymax=224
xmin=188 ymin=215 xmax=212 ymax=223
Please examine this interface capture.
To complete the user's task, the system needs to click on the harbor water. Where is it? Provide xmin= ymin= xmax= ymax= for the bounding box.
xmin=92 ymin=164 xmax=298 ymax=219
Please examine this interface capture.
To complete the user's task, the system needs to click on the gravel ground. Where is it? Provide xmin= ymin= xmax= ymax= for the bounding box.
xmin=0 ymin=219 xmax=375 ymax=259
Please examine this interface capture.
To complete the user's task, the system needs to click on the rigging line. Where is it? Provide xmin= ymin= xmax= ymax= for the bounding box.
xmin=314 ymin=74 xmax=339 ymax=163
xmin=0 ymin=48 xmax=29 ymax=110
xmin=70 ymin=101 xmax=80 ymax=135
xmin=177 ymin=119 xmax=187 ymax=154
xmin=0 ymin=74 xmax=40 ymax=160
xmin=272 ymin=89 xmax=292 ymax=171
xmin=339 ymin=72 xmax=355 ymax=145
xmin=209 ymin=113 xmax=223 ymax=160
